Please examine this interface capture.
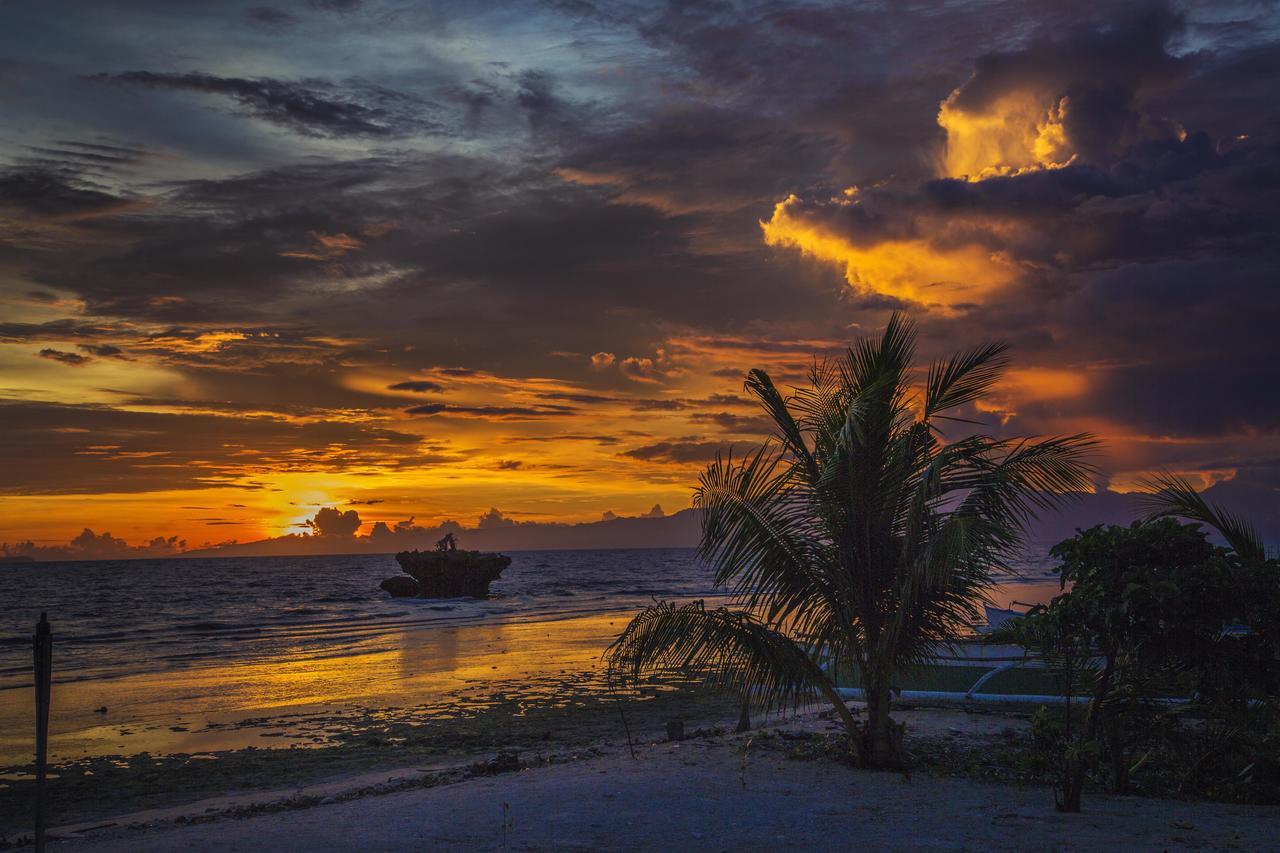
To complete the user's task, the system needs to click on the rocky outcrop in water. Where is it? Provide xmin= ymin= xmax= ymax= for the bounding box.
xmin=379 ymin=575 xmax=421 ymax=598
xmin=381 ymin=548 xmax=511 ymax=598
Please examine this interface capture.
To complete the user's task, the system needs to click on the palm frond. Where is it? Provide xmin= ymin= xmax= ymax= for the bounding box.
xmin=743 ymin=368 xmax=818 ymax=481
xmin=695 ymin=447 xmax=835 ymax=632
xmin=1139 ymin=473 xmax=1265 ymax=562
xmin=605 ymin=600 xmax=833 ymax=712
xmin=924 ymin=341 xmax=1011 ymax=419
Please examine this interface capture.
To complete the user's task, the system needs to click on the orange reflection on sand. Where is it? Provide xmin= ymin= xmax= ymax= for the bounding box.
xmin=0 ymin=611 xmax=635 ymax=765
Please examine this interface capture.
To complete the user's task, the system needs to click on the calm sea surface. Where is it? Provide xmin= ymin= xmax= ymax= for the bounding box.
xmin=0 ymin=549 xmax=721 ymax=691
xmin=0 ymin=548 xmax=1060 ymax=692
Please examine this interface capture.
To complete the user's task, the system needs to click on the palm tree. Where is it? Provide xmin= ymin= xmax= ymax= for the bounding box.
xmin=607 ymin=314 xmax=1096 ymax=766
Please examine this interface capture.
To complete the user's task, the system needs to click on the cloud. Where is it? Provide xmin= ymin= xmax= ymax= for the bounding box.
xmin=0 ymin=167 xmax=130 ymax=218
xmin=91 ymin=71 xmax=431 ymax=138
xmin=246 ymin=6 xmax=300 ymax=30
xmin=1 ymin=401 xmax=426 ymax=495
xmin=622 ymin=439 xmax=743 ymax=464
xmin=2 ymin=528 xmax=185 ymax=561
xmin=405 ymin=403 xmax=576 ymax=420
xmin=619 ymin=356 xmax=662 ymax=383
xmin=38 ymin=348 xmax=90 ymax=365
xmin=689 ymin=411 xmax=773 ymax=434
xmin=760 ymin=11 xmax=1278 ymax=318
xmin=1 ymin=0 xmax=1277 ymax=533
xmin=477 ymin=506 xmax=516 ymax=529
xmin=388 ymin=380 xmax=444 ymax=393
xmin=305 ymin=506 xmax=362 ymax=536
xmin=308 ymin=0 xmax=363 ymax=12
xmin=78 ymin=343 xmax=124 ymax=357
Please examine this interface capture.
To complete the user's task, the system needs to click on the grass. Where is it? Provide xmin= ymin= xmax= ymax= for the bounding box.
xmin=834 ymin=663 xmax=1067 ymax=696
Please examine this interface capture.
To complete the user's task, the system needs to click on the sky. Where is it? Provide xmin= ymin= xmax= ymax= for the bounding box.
xmin=1 ymin=0 xmax=1278 ymax=556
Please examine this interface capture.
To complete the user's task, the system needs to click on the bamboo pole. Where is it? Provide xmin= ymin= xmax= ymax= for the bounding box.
xmin=33 ymin=612 xmax=51 ymax=853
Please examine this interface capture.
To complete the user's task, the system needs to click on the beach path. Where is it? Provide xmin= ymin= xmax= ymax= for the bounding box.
xmin=50 ymin=724 xmax=1274 ymax=852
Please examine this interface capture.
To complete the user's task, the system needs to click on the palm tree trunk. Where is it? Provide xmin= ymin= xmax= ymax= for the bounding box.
xmin=859 ymin=669 xmax=900 ymax=768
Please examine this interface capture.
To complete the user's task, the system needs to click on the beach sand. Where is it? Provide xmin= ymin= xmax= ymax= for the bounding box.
xmin=43 ymin=705 xmax=1276 ymax=852
xmin=0 ymin=611 xmax=733 ymax=836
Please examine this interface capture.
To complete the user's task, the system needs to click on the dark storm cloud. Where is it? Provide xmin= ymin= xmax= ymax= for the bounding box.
xmin=996 ymin=259 xmax=1280 ymax=440
xmin=768 ymin=11 xmax=1280 ymax=373
xmin=91 ymin=71 xmax=433 ymax=138
xmin=791 ymin=129 xmax=1257 ymax=272
xmin=557 ymin=106 xmax=835 ymax=213
xmin=943 ymin=6 xmax=1185 ymax=115
xmin=246 ymin=6 xmax=301 ymax=31
xmin=0 ymin=168 xmax=127 ymax=216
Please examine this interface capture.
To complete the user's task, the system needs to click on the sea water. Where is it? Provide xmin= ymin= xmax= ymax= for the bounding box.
xmin=0 ymin=547 xmax=1061 ymax=693
xmin=0 ymin=549 xmax=721 ymax=691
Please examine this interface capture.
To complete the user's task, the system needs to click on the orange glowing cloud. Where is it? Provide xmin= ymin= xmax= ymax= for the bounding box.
xmin=937 ymin=90 xmax=1076 ymax=181
xmin=761 ymin=75 xmax=1145 ymax=306
xmin=760 ymin=194 xmax=1017 ymax=307
xmin=279 ymin=231 xmax=364 ymax=261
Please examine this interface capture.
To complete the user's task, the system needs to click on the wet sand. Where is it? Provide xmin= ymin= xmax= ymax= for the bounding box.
xmin=0 ymin=609 xmax=643 ymax=766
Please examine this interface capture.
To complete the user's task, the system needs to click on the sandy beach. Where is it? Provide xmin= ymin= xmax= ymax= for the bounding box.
xmin=40 ymin=705 xmax=1278 ymax=852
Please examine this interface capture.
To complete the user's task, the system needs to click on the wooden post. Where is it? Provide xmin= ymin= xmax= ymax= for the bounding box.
xmin=33 ymin=613 xmax=51 ymax=853
xmin=736 ymin=699 xmax=751 ymax=733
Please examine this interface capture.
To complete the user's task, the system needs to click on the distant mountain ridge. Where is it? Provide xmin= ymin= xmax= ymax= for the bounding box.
xmin=20 ymin=483 xmax=1273 ymax=563
xmin=180 ymin=508 xmax=705 ymax=558
xmin=181 ymin=490 xmax=1172 ymax=560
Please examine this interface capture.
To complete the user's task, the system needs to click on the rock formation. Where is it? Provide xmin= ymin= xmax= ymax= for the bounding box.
xmin=380 ymin=545 xmax=511 ymax=598
xmin=379 ymin=575 xmax=421 ymax=597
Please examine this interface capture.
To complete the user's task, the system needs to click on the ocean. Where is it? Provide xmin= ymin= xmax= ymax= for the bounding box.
xmin=0 ymin=547 xmax=1062 ymax=693
xmin=0 ymin=549 xmax=721 ymax=692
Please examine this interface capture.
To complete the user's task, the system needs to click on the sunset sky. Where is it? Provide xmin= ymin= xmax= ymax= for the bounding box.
xmin=2 ymin=1 xmax=1277 ymax=553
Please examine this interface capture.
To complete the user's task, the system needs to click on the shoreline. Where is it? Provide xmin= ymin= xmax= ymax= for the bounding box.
xmin=0 ymin=608 xmax=659 ymax=768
